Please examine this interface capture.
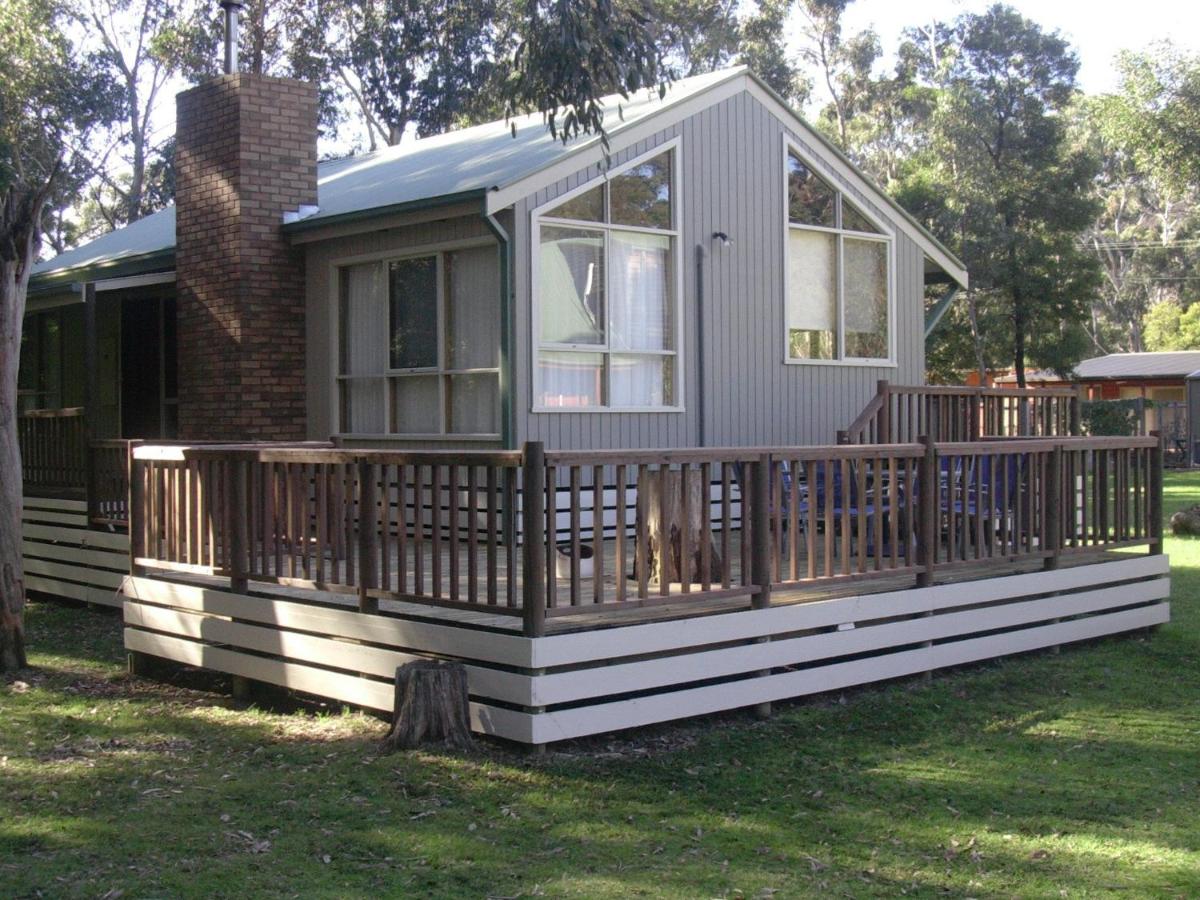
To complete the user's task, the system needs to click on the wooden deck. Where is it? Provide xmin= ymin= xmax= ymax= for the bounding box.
xmin=137 ymin=539 xmax=1145 ymax=634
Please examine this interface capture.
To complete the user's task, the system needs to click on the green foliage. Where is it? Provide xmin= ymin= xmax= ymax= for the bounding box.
xmin=1142 ymin=299 xmax=1200 ymax=351
xmin=1081 ymin=399 xmax=1143 ymax=436
xmin=1103 ymin=43 xmax=1200 ymax=195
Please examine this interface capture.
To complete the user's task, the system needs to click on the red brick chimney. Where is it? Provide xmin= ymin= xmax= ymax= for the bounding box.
xmin=173 ymin=74 xmax=317 ymax=440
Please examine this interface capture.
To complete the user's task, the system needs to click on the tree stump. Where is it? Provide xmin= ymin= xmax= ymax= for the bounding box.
xmin=381 ymin=660 xmax=474 ymax=752
xmin=634 ymin=468 xmax=723 ymax=586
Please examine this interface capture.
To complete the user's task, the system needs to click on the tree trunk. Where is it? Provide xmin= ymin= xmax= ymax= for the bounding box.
xmin=1 ymin=179 xmax=54 ymax=672
xmin=635 ymin=468 xmax=722 ymax=586
xmin=381 ymin=660 xmax=474 ymax=752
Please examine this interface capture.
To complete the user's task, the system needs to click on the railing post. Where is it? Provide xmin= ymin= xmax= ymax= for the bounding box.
xmin=521 ymin=442 xmax=547 ymax=638
xmin=1150 ymin=430 xmax=1164 ymax=556
xmin=357 ymin=459 xmax=379 ymax=613
xmin=1044 ymin=443 xmax=1063 ymax=570
xmin=229 ymin=456 xmax=249 ymax=594
xmin=750 ymin=453 xmax=772 ymax=609
xmin=1070 ymin=386 xmax=1084 ymax=436
xmin=916 ymin=436 xmax=938 ymax=588
xmin=750 ymin=453 xmax=773 ymax=718
xmin=970 ymin=388 xmax=982 ymax=441
xmin=128 ymin=443 xmax=145 ymax=579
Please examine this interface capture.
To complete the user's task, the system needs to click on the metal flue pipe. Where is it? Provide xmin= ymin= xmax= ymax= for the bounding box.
xmin=218 ymin=0 xmax=244 ymax=75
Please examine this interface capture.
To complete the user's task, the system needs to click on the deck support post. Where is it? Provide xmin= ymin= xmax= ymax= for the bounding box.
xmin=229 ymin=457 xmax=249 ymax=594
xmin=750 ymin=453 xmax=773 ymax=718
xmin=357 ymin=460 xmax=379 ymax=613
xmin=1149 ymin=430 xmax=1164 ymax=556
xmin=521 ymin=442 xmax=547 ymax=638
xmin=1070 ymin=387 xmax=1083 ymax=435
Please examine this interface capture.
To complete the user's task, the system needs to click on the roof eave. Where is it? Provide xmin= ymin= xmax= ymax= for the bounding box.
xmin=282 ymin=189 xmax=489 ymax=236
xmin=27 ymin=248 xmax=177 ymax=296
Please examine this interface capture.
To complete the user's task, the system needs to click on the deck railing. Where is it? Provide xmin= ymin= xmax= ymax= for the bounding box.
xmin=842 ymin=381 xmax=1082 ymax=445
xmin=129 ymin=434 xmax=1162 ymax=636
xmin=19 ymin=407 xmax=88 ymax=493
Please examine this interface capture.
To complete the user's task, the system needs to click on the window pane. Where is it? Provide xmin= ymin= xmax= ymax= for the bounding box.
xmin=538 ymin=351 xmax=603 ymax=408
xmin=610 ymin=151 xmax=671 ymax=229
xmin=609 ymin=231 xmax=671 ymax=352
xmin=448 ymin=373 xmax=499 ymax=434
xmin=446 ymin=246 xmax=499 ymax=370
xmin=539 ymin=225 xmax=605 ymax=345
xmin=391 ymin=375 xmax=440 ymax=433
xmin=610 ymin=355 xmax=673 ymax=407
xmin=545 ymin=185 xmax=603 ymax=222
xmin=341 ymin=377 xmax=386 ymax=433
xmin=389 ymin=256 xmax=439 ymax=369
xmin=787 ymin=229 xmax=838 ymax=360
xmin=843 ymin=238 xmax=889 ymax=359
xmin=340 ymin=263 xmax=388 ymax=376
xmin=787 ymin=153 xmax=836 ymax=228
xmin=842 ymin=198 xmax=880 ymax=234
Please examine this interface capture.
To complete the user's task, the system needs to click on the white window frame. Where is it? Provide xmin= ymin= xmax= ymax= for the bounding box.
xmin=782 ymin=135 xmax=897 ymax=368
xmin=331 ymin=237 xmax=502 ymax=439
xmin=530 ymin=138 xmax=685 ymax=413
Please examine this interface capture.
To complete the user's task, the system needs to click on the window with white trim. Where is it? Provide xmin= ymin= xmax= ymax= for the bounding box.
xmin=535 ymin=147 xmax=679 ymax=409
xmin=337 ymin=245 xmax=500 ymax=435
xmin=785 ymin=148 xmax=891 ymax=362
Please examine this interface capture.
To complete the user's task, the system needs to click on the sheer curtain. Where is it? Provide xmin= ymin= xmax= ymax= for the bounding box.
xmin=608 ymin=231 xmax=671 ymax=406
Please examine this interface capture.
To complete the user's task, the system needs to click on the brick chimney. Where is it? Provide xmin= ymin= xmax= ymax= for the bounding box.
xmin=173 ymin=74 xmax=317 ymax=440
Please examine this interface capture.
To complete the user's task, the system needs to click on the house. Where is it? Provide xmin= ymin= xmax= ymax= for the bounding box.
xmin=996 ymin=351 xmax=1200 ymax=449
xmin=25 ymin=66 xmax=968 ymax=453
xmin=18 ymin=58 xmax=1167 ymax=748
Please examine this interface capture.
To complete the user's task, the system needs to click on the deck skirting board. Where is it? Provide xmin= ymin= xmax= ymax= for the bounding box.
xmin=121 ymin=554 xmax=1170 ymax=744
xmin=22 ymin=497 xmax=130 ymax=608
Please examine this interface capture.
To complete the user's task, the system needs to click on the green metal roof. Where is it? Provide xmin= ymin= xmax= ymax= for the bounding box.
xmin=30 ymin=66 xmax=967 ymax=289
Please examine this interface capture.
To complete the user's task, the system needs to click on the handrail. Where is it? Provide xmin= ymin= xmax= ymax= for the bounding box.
xmin=20 ymin=406 xmax=85 ymax=419
xmin=126 ymin=434 xmax=1161 ymax=635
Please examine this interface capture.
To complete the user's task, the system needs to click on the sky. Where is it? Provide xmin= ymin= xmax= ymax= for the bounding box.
xmin=825 ymin=0 xmax=1199 ymax=95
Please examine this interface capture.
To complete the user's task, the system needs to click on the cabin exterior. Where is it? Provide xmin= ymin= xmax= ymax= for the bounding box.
xmin=17 ymin=67 xmax=1169 ymax=748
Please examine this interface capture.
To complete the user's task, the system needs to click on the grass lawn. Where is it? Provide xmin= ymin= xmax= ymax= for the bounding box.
xmin=3 ymin=475 xmax=1199 ymax=898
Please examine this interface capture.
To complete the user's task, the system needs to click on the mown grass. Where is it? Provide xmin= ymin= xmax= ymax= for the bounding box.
xmin=2 ymin=473 xmax=1199 ymax=898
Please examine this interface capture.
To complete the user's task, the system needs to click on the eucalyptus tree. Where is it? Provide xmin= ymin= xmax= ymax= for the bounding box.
xmin=898 ymin=5 xmax=1100 ymax=385
xmin=1 ymin=0 xmax=119 ymax=671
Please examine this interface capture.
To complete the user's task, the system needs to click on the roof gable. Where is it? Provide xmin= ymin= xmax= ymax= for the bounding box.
xmin=30 ymin=66 xmax=966 ymax=290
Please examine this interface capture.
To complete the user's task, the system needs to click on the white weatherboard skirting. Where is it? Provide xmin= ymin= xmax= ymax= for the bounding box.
xmin=122 ymin=554 xmax=1170 ymax=745
xmin=22 ymin=496 xmax=130 ymax=608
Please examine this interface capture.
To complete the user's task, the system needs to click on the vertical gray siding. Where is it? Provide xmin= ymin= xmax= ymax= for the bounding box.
xmin=509 ymin=88 xmax=926 ymax=451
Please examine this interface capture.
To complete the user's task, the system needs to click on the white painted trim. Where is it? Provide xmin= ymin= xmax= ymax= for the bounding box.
xmin=781 ymin=134 xmax=897 ymax=367
xmin=27 ymin=575 xmax=123 ymax=607
xmin=123 ymin=576 xmax=533 ymax=667
xmin=22 ymin=522 xmax=130 ymax=552
xmin=485 ymin=71 xmax=966 ymax=289
xmin=530 ymin=138 xmax=685 ymax=414
xmin=487 ymin=73 xmax=746 ymax=213
xmin=526 ymin=603 xmax=1167 ymax=743
xmin=529 ymin=555 xmax=1170 ymax=667
xmin=22 ymin=496 xmax=89 ymax=512
xmin=92 ymin=271 xmax=176 ymax=292
xmin=526 ymin=577 xmax=1169 ymax=705
xmin=329 ymin=238 xmax=502 ymax=438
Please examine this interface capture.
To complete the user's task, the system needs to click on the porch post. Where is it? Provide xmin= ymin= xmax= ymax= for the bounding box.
xmin=1044 ymin=443 xmax=1063 ymax=571
xmin=82 ymin=282 xmax=98 ymax=520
